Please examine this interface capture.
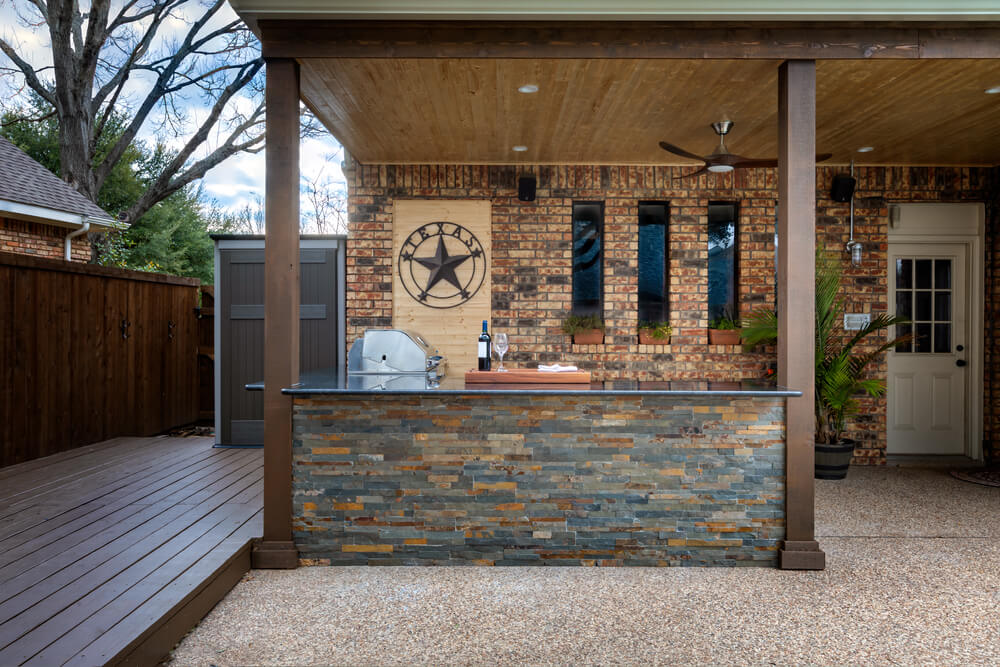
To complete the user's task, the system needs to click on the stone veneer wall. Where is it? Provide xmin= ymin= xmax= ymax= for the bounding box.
xmin=293 ymin=393 xmax=786 ymax=567
xmin=0 ymin=216 xmax=91 ymax=262
xmin=347 ymin=164 xmax=998 ymax=464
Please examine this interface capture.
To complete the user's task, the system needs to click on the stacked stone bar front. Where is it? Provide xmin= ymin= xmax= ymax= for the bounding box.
xmin=293 ymin=393 xmax=785 ymax=566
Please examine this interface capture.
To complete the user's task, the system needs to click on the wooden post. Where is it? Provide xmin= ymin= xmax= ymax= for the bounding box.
xmin=777 ymin=60 xmax=825 ymax=570
xmin=253 ymin=57 xmax=300 ymax=569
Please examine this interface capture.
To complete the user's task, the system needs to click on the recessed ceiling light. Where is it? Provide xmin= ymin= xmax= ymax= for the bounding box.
xmin=518 ymin=84 xmax=539 ymax=94
xmin=857 ymin=146 xmax=875 ymax=153
xmin=512 ymin=145 xmax=528 ymax=152
xmin=986 ymin=86 xmax=1000 ymax=94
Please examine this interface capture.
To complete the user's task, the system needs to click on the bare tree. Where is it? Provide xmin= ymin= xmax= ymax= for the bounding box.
xmin=223 ymin=192 xmax=265 ymax=234
xmin=0 ymin=0 xmax=266 ymax=224
xmin=302 ymin=153 xmax=348 ymax=235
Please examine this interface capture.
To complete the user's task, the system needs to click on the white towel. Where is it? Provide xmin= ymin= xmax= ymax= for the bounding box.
xmin=538 ymin=363 xmax=579 ymax=373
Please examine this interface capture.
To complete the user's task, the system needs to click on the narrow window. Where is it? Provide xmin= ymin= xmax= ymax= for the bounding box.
xmin=572 ymin=201 xmax=603 ymax=317
xmin=638 ymin=201 xmax=669 ymax=323
xmin=708 ymin=201 xmax=739 ymax=321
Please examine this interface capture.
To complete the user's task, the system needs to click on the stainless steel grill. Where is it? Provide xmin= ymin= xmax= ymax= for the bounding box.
xmin=347 ymin=329 xmax=446 ymax=380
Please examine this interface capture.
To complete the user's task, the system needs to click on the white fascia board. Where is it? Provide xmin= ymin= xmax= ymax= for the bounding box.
xmin=0 ymin=199 xmax=118 ymax=230
xmin=228 ymin=0 xmax=1000 ymax=20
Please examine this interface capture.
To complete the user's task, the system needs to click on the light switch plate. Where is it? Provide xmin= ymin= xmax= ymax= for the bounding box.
xmin=844 ymin=313 xmax=871 ymax=331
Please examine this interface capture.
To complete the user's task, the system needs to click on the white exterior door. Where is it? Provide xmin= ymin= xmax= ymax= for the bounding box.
xmin=887 ymin=243 xmax=968 ymax=455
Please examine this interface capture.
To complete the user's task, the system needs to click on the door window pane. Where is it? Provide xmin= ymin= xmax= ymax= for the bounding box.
xmin=915 ymin=323 xmax=932 ymax=353
xmin=896 ymin=324 xmax=913 ymax=353
xmin=935 ymin=260 xmax=951 ymax=289
xmin=896 ymin=259 xmax=912 ymax=289
xmin=934 ymin=323 xmax=951 ymax=353
xmin=895 ymin=292 xmax=912 ymax=319
xmin=915 ymin=259 xmax=933 ymax=289
xmin=935 ymin=293 xmax=951 ymax=321
xmin=638 ymin=202 xmax=669 ymax=323
xmin=708 ymin=201 xmax=738 ymax=321
xmin=915 ymin=291 xmax=932 ymax=321
xmin=572 ymin=202 xmax=603 ymax=317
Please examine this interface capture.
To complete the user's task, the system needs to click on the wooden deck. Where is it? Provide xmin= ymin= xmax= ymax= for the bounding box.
xmin=0 ymin=436 xmax=263 ymax=666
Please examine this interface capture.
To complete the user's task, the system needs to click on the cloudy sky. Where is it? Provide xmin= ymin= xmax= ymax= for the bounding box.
xmin=0 ymin=0 xmax=345 ymax=218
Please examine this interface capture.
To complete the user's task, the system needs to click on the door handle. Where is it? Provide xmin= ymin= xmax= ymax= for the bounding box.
xmin=956 ymin=359 xmax=967 ymax=367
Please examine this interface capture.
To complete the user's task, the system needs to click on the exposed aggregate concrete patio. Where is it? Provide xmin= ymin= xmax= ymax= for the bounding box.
xmin=168 ymin=466 xmax=1000 ymax=666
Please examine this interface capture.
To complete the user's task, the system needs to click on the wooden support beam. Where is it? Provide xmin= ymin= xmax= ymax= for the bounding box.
xmin=777 ymin=60 xmax=825 ymax=571
xmin=254 ymin=57 xmax=300 ymax=569
xmin=259 ymin=20 xmax=1000 ymax=60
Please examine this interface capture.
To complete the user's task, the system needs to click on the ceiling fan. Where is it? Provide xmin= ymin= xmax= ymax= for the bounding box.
xmin=659 ymin=121 xmax=832 ymax=179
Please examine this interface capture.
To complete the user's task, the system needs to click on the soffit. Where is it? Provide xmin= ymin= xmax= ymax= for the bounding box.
xmin=300 ymin=58 xmax=1000 ymax=166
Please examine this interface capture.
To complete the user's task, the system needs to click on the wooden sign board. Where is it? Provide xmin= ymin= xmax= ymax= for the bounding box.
xmin=392 ymin=200 xmax=492 ymax=373
xmin=465 ymin=369 xmax=592 ymax=384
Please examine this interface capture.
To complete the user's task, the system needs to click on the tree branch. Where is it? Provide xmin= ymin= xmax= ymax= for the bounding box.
xmin=124 ymin=99 xmax=265 ymax=223
xmin=92 ymin=0 xmax=229 ymax=187
xmin=0 ymin=37 xmax=56 ymax=105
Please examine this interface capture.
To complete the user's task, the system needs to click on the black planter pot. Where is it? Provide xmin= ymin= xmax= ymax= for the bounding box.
xmin=814 ymin=439 xmax=856 ymax=480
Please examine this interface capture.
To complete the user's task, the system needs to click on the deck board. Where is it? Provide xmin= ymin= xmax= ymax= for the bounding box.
xmin=0 ymin=436 xmax=263 ymax=666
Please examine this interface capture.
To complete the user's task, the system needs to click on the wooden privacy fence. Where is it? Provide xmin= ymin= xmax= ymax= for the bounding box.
xmin=0 ymin=252 xmax=200 ymax=467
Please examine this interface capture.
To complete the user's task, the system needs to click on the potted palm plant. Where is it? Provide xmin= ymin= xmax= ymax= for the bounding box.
xmin=741 ymin=246 xmax=910 ymax=480
xmin=708 ymin=310 xmax=741 ymax=345
xmin=638 ymin=320 xmax=672 ymax=345
xmin=562 ymin=314 xmax=605 ymax=344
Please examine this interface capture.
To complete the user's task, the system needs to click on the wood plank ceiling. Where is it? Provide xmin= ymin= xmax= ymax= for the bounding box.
xmin=300 ymin=58 xmax=1000 ymax=166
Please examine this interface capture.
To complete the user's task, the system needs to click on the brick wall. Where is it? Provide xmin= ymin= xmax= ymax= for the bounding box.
xmin=346 ymin=164 xmax=997 ymax=464
xmin=293 ymin=393 xmax=786 ymax=567
xmin=0 ymin=216 xmax=91 ymax=262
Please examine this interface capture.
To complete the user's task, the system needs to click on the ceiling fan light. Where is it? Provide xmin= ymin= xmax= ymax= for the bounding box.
xmin=985 ymin=86 xmax=1000 ymax=94
xmin=707 ymin=164 xmax=734 ymax=173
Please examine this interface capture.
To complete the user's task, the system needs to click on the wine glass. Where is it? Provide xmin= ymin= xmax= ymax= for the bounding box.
xmin=494 ymin=333 xmax=509 ymax=372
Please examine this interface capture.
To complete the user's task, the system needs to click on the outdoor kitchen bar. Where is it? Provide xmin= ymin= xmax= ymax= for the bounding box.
xmin=288 ymin=380 xmax=796 ymax=566
xmin=249 ymin=331 xmax=800 ymax=565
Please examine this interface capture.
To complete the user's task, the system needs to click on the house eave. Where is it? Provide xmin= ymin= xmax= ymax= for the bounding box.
xmin=0 ymin=199 xmax=118 ymax=230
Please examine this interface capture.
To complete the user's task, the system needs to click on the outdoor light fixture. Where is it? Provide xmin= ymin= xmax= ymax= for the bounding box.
xmin=844 ymin=160 xmax=862 ymax=267
xmin=707 ymin=164 xmax=734 ymax=173
xmin=512 ymin=145 xmax=528 ymax=152
xmin=847 ymin=240 xmax=863 ymax=266
xmin=856 ymin=146 xmax=875 ymax=153
xmin=518 ymin=84 xmax=539 ymax=94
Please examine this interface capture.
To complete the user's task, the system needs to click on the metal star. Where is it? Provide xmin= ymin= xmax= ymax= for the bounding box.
xmin=413 ymin=236 xmax=471 ymax=293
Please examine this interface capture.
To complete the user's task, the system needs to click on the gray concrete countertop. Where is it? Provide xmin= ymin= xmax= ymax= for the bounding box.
xmin=246 ymin=369 xmax=801 ymax=397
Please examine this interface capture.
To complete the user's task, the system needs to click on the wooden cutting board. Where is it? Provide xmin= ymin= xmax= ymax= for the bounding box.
xmin=465 ymin=369 xmax=591 ymax=384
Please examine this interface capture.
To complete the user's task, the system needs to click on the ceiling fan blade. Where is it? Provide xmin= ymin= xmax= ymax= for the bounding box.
xmin=659 ymin=141 xmax=707 ymax=163
xmin=732 ymin=158 xmax=778 ymax=169
xmin=731 ymin=153 xmax=834 ymax=169
xmin=673 ymin=165 xmax=711 ymax=180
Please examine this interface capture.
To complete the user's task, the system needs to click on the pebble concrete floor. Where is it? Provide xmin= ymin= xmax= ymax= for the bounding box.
xmin=168 ymin=466 xmax=1000 ymax=666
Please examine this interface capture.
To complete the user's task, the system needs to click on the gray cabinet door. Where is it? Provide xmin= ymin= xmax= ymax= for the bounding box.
xmin=219 ymin=247 xmax=339 ymax=445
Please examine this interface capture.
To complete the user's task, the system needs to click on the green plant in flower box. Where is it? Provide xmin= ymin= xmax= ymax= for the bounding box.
xmin=561 ymin=314 xmax=606 ymax=335
xmin=638 ymin=320 xmax=673 ymax=340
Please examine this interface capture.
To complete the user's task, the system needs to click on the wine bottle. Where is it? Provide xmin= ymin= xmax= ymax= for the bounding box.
xmin=478 ymin=320 xmax=491 ymax=371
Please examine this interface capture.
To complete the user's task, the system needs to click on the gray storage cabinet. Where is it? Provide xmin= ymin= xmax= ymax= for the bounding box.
xmin=212 ymin=235 xmax=346 ymax=446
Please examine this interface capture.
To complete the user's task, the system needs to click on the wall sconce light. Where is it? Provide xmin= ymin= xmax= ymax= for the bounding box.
xmin=847 ymin=240 xmax=863 ymax=267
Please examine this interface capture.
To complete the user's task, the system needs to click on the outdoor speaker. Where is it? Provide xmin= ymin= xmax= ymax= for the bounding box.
xmin=830 ymin=174 xmax=856 ymax=202
xmin=518 ymin=175 xmax=536 ymax=202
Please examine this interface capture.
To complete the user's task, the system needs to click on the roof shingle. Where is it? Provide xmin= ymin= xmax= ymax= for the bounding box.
xmin=0 ymin=135 xmax=115 ymax=222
